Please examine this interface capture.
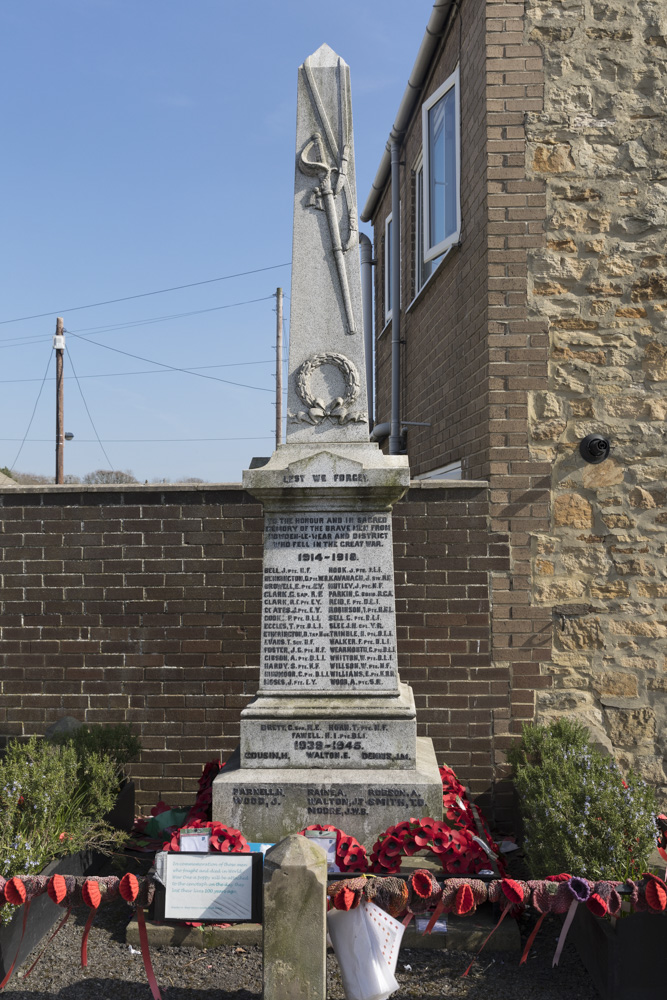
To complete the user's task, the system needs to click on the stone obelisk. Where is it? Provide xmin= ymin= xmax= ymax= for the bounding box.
xmin=213 ymin=44 xmax=443 ymax=846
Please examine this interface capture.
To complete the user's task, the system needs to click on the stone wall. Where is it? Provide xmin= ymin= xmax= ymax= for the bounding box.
xmin=0 ymin=481 xmax=500 ymax=813
xmin=525 ymin=0 xmax=667 ymax=800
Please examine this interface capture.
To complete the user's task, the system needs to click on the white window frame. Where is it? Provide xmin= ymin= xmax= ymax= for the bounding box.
xmin=422 ymin=66 xmax=461 ymax=263
xmin=414 ymin=460 xmax=463 ymax=481
xmin=384 ymin=212 xmax=393 ymax=324
xmin=414 ymin=154 xmax=446 ymax=296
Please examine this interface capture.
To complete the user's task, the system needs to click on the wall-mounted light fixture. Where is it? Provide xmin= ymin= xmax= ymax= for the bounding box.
xmin=579 ymin=434 xmax=610 ymax=464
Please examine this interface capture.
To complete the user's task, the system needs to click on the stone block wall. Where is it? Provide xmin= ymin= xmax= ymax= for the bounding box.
xmin=0 ymin=482 xmax=503 ymax=814
xmin=524 ymin=0 xmax=667 ymax=799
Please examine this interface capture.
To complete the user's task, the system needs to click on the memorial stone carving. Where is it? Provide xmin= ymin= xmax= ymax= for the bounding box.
xmin=213 ymin=44 xmax=443 ymax=846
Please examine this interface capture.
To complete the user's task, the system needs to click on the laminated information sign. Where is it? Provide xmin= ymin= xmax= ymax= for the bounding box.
xmin=153 ymin=853 xmax=262 ymax=923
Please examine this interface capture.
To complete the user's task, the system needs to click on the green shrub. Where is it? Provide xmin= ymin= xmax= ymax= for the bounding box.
xmin=49 ymin=723 xmax=141 ymax=780
xmin=0 ymin=737 xmax=127 ymax=920
xmin=507 ymin=718 xmax=658 ymax=881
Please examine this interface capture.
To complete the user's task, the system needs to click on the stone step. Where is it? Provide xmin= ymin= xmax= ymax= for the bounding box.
xmin=126 ymin=902 xmax=520 ymax=953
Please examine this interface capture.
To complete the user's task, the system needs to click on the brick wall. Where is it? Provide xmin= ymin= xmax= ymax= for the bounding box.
xmin=374 ymin=0 xmax=490 ymax=482
xmin=393 ymin=482 xmax=506 ymax=815
xmin=0 ymin=481 xmax=502 ymax=815
xmin=370 ymin=0 xmax=552 ymax=820
xmin=484 ymin=1 xmax=552 ymax=779
xmin=0 ymin=485 xmax=263 ymax=807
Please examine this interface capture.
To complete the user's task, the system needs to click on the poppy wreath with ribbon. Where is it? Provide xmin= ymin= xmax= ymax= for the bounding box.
xmin=184 ymin=760 xmax=224 ymax=824
xmin=439 ymin=765 xmax=505 ymax=873
xmin=163 ymin=819 xmax=248 ymax=854
xmin=369 ymin=817 xmax=494 ymax=875
xmin=297 ymin=824 xmax=369 ymax=872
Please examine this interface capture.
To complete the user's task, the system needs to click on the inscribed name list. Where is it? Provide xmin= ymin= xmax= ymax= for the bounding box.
xmin=261 ymin=511 xmax=399 ymax=693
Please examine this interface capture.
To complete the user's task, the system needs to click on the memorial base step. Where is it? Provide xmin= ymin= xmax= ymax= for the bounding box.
xmin=240 ymin=682 xmax=417 ymax=769
xmin=212 ymin=737 xmax=443 ymax=849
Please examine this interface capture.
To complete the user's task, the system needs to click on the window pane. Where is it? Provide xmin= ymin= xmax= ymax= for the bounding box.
xmin=417 ymin=167 xmax=442 ymax=290
xmin=428 ymin=86 xmax=457 ymax=249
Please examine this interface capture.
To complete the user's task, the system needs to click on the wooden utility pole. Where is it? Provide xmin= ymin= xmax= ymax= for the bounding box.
xmin=275 ymin=287 xmax=283 ymax=449
xmin=54 ymin=317 xmax=65 ymax=484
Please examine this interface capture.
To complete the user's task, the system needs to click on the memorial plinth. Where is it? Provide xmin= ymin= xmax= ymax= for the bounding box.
xmin=213 ymin=44 xmax=442 ymax=847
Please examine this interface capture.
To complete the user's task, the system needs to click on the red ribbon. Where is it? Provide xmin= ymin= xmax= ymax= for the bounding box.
xmin=519 ymin=911 xmax=546 ymax=965
xmin=402 ymin=911 xmax=414 ymax=927
xmin=80 ymin=908 xmax=97 ymax=968
xmin=137 ymin=907 xmax=163 ymax=1000
xmin=461 ymin=904 xmax=509 ymax=977
xmin=0 ymin=898 xmax=31 ymax=988
xmin=23 ymin=906 xmax=71 ymax=980
xmin=423 ymin=897 xmax=446 ymax=935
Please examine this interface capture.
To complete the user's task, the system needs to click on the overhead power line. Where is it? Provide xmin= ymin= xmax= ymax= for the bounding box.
xmin=0 ymin=263 xmax=291 ymax=326
xmin=67 ymin=344 xmax=116 ymax=472
xmin=64 ymin=329 xmax=277 ymax=393
xmin=0 ymin=436 xmax=275 ymax=443
xmin=0 ymin=294 xmax=278 ymax=347
xmin=69 ymin=296 xmax=275 ymax=337
xmin=0 ymin=359 xmax=279 ymax=385
xmin=9 ymin=349 xmax=53 ymax=472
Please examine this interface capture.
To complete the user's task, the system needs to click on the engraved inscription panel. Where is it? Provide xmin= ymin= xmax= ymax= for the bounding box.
xmin=229 ymin=783 xmax=426 ymax=821
xmin=261 ymin=512 xmax=399 ymax=693
xmin=241 ymin=718 xmax=415 ymax=769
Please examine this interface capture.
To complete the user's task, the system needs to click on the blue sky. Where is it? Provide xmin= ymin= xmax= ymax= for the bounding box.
xmin=0 ymin=1 xmax=430 ymax=482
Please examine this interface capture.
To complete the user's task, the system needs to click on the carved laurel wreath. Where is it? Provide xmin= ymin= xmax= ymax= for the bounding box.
xmin=295 ymin=351 xmax=360 ymax=409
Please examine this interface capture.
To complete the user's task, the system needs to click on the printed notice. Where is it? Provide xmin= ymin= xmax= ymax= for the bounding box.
xmin=163 ymin=853 xmax=254 ymax=921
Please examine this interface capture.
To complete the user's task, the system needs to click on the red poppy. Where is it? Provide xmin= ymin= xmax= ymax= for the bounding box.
xmin=381 ymin=836 xmax=403 ymax=857
xmin=151 ymin=801 xmax=172 ymax=817
xmin=454 ymin=883 xmax=475 ymax=915
xmin=402 ymin=835 xmax=420 ymax=856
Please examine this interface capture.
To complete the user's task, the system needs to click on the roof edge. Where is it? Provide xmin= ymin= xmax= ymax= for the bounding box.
xmin=360 ymin=0 xmax=456 ymax=223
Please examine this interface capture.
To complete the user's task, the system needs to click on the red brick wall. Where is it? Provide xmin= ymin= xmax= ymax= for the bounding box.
xmin=0 ymin=482 xmax=501 ymax=816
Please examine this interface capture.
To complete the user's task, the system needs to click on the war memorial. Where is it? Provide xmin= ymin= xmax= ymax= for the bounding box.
xmin=213 ymin=44 xmax=443 ymax=845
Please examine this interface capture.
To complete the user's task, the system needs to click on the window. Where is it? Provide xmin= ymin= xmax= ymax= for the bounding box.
xmin=384 ymin=213 xmax=393 ymax=324
xmin=415 ymin=158 xmax=444 ymax=292
xmin=415 ymin=460 xmax=463 ymax=481
xmin=422 ymin=67 xmax=460 ymax=262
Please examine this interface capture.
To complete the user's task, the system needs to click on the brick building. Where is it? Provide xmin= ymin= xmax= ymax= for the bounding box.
xmin=362 ymin=0 xmax=667 ymax=808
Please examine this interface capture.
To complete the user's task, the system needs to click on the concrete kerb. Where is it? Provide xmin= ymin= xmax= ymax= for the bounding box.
xmin=125 ymin=903 xmax=520 ymax=953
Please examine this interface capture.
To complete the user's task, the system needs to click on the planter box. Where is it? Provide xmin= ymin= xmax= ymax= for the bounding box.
xmin=0 ymin=780 xmax=135 ymax=977
xmin=0 ymin=848 xmax=105 ymax=979
xmin=571 ymin=902 xmax=667 ymax=1000
xmin=104 ymin=779 xmax=135 ymax=833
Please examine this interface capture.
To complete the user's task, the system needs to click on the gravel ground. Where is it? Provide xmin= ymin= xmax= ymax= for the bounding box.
xmin=1 ymin=859 xmax=600 ymax=1000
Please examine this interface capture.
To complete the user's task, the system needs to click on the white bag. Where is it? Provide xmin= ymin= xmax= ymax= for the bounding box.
xmin=327 ymin=901 xmax=405 ymax=1000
